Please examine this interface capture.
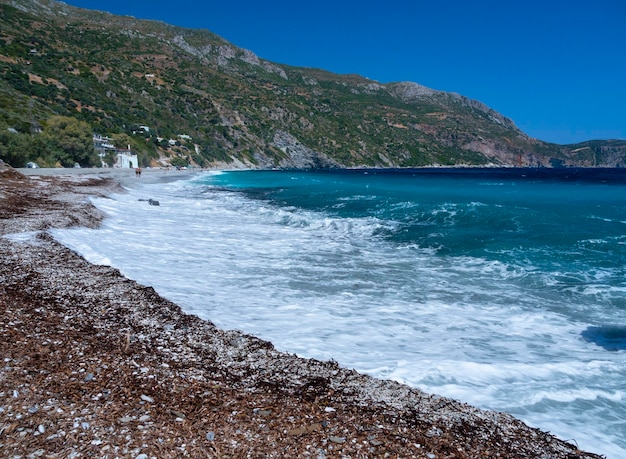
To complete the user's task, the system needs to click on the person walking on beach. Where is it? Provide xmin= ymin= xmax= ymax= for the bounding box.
xmin=135 ymin=167 xmax=142 ymax=177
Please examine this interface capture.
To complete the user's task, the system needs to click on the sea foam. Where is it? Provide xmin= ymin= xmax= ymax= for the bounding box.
xmin=51 ymin=170 xmax=626 ymax=458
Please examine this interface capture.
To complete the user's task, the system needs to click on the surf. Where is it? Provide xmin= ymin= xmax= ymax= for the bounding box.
xmin=51 ymin=168 xmax=626 ymax=458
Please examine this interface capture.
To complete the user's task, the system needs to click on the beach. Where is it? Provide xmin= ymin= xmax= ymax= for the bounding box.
xmin=0 ymin=165 xmax=604 ymax=458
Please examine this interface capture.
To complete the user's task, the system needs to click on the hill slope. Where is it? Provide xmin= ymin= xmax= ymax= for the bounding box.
xmin=1 ymin=0 xmax=624 ymax=168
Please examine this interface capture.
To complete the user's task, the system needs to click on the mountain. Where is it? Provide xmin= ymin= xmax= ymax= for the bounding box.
xmin=1 ymin=0 xmax=624 ymax=169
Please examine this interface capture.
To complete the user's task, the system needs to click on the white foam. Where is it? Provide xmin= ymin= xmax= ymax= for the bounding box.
xmin=50 ymin=178 xmax=626 ymax=458
xmin=2 ymin=231 xmax=43 ymax=244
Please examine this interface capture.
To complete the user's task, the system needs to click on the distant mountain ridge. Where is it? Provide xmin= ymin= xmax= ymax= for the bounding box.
xmin=1 ymin=0 xmax=625 ymax=168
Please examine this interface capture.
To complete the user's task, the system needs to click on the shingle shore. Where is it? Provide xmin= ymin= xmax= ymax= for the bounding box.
xmin=0 ymin=165 xmax=604 ymax=458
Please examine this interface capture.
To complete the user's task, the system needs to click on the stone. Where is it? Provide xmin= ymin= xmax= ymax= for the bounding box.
xmin=288 ymin=426 xmax=306 ymax=436
xmin=170 ymin=410 xmax=185 ymax=419
xmin=308 ymin=423 xmax=322 ymax=432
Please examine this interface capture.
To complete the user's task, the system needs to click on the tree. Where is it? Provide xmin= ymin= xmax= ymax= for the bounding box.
xmin=0 ymin=125 xmax=28 ymax=167
xmin=170 ymin=156 xmax=188 ymax=168
xmin=41 ymin=115 xmax=97 ymax=167
xmin=110 ymin=133 xmax=133 ymax=150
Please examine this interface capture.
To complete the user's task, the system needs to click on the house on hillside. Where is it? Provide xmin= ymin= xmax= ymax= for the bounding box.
xmin=93 ymin=134 xmax=115 ymax=154
xmin=93 ymin=134 xmax=116 ymax=167
xmin=115 ymin=146 xmax=138 ymax=169
xmin=93 ymin=134 xmax=138 ymax=168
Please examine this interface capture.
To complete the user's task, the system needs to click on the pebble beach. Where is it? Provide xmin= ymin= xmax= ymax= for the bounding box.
xmin=0 ymin=164 xmax=604 ymax=458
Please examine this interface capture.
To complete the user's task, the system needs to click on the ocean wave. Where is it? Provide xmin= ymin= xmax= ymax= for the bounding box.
xmin=49 ymin=170 xmax=626 ymax=458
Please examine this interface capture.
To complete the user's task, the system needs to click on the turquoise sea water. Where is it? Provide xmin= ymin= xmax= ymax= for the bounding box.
xmin=52 ymin=168 xmax=626 ymax=457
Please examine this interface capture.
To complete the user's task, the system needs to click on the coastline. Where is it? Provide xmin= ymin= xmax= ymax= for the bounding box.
xmin=17 ymin=166 xmax=202 ymax=187
xmin=0 ymin=166 xmax=604 ymax=458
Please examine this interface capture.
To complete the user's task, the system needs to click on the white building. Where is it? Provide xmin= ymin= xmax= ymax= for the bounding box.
xmin=93 ymin=135 xmax=138 ymax=168
xmin=115 ymin=145 xmax=138 ymax=169
xmin=93 ymin=134 xmax=116 ymax=167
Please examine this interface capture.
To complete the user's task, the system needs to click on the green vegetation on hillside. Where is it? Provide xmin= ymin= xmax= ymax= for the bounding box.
xmin=0 ymin=0 xmax=623 ymax=169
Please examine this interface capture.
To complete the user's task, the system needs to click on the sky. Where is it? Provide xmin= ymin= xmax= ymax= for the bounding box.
xmin=62 ymin=0 xmax=626 ymax=145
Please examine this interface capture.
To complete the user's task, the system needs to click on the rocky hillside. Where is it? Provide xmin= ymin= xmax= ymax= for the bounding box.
xmin=1 ymin=0 xmax=624 ymax=168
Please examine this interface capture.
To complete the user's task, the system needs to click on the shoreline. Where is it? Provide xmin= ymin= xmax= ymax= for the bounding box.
xmin=0 ymin=166 xmax=604 ymax=458
xmin=17 ymin=166 xmax=203 ymax=188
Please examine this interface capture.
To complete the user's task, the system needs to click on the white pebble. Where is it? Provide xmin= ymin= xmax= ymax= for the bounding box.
xmin=140 ymin=394 xmax=154 ymax=403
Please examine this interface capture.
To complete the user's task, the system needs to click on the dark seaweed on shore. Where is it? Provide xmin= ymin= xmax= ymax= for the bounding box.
xmin=0 ymin=164 xmax=605 ymax=458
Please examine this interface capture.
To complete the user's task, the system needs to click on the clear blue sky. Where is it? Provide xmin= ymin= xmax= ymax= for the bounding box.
xmin=63 ymin=0 xmax=625 ymax=145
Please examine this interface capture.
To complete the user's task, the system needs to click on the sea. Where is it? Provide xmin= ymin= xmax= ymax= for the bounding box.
xmin=51 ymin=168 xmax=626 ymax=458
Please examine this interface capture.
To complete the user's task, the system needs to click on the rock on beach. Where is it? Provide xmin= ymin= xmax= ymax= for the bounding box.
xmin=0 ymin=166 xmax=604 ymax=458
